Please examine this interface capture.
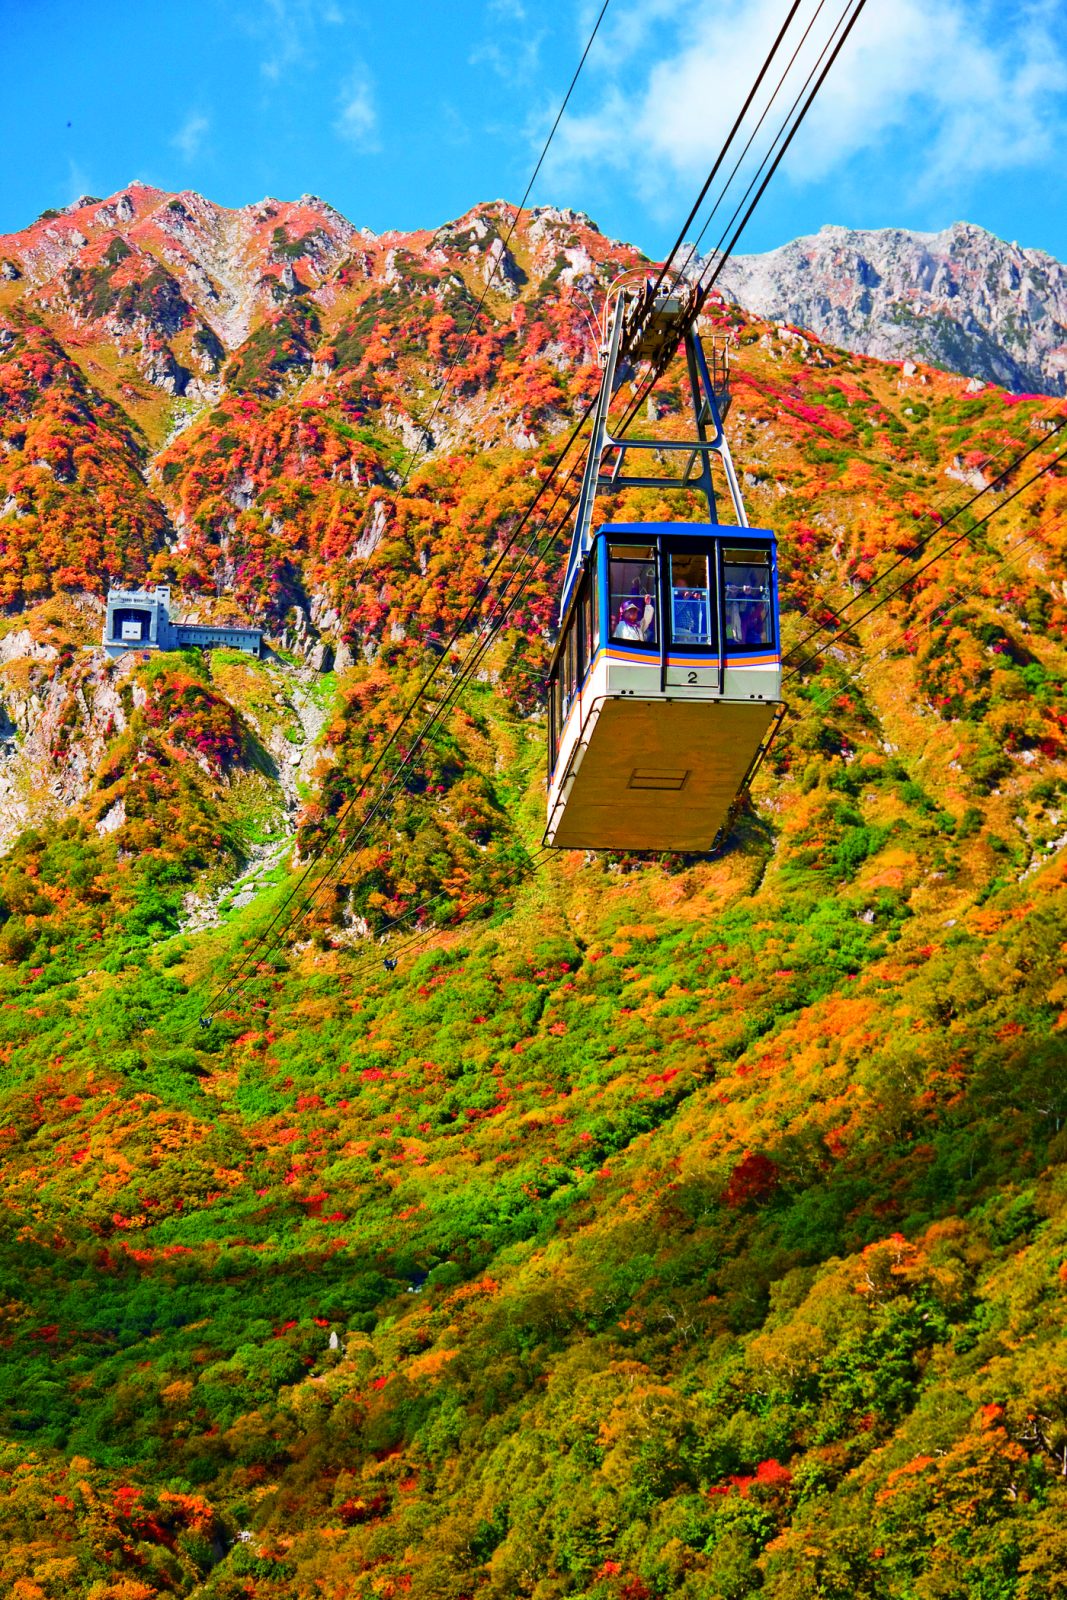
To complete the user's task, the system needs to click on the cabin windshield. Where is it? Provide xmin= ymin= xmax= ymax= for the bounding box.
xmin=724 ymin=547 xmax=773 ymax=648
xmin=609 ymin=544 xmax=657 ymax=645
xmin=668 ymin=550 xmax=716 ymax=648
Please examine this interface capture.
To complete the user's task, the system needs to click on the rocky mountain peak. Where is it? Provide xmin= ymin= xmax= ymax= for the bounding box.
xmin=716 ymin=221 xmax=1067 ymax=394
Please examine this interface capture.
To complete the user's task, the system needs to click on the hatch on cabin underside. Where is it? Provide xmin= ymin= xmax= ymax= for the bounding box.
xmin=545 ymin=696 xmax=781 ymax=853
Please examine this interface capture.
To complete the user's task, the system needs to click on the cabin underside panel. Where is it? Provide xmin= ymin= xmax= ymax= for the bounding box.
xmin=546 ymin=696 xmax=779 ymax=852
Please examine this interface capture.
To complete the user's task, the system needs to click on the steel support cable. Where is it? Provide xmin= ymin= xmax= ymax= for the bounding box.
xmin=285 ymin=0 xmax=613 ymax=720
xmin=361 ymin=0 xmax=873 ymax=767
xmin=290 ymin=374 xmax=599 ymax=733
xmin=212 ymin=452 xmax=589 ymax=1006
xmin=643 ymin=0 xmax=808 ymax=308
xmin=338 ymin=0 xmax=867 ymax=771
xmin=238 ymin=429 xmax=598 ymax=990
xmin=616 ymin=0 xmax=864 ymax=440
xmin=398 ymin=0 xmax=613 ymax=485
xmin=780 ymin=412 xmax=1067 ymax=668
xmin=624 ymin=0 xmax=866 ymax=369
xmin=231 ymin=343 xmax=774 ymax=1002
xmin=219 ymin=429 xmax=590 ymax=1006
xmin=308 ymin=0 xmax=862 ymax=753
xmin=782 ymin=441 xmax=1067 ymax=680
xmin=665 ymin=0 xmax=835 ymax=300
xmin=782 ymin=525 xmax=1042 ymax=677
xmin=923 ymin=525 xmax=1050 ymax=631
xmin=342 ymin=847 xmax=554 ymax=981
xmin=207 ymin=3 xmax=866 ymax=1007
xmin=204 ymin=391 xmax=601 ymax=1011
xmin=230 ymin=458 xmax=588 ymax=994
xmin=684 ymin=1 xmax=845 ymax=285
xmin=240 ymin=461 xmax=586 ymax=962
xmin=695 ymin=0 xmax=867 ymax=315
xmin=783 ymin=519 xmax=1055 ymax=708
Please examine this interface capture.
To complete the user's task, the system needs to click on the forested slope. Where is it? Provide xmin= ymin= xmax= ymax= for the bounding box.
xmin=0 ymin=188 xmax=1064 ymax=1600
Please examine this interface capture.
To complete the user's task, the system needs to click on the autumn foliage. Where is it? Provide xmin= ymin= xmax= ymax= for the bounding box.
xmin=0 ymin=188 xmax=1063 ymax=1598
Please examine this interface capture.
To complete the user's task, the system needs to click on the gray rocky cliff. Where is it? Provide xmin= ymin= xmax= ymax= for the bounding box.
xmin=715 ymin=222 xmax=1067 ymax=395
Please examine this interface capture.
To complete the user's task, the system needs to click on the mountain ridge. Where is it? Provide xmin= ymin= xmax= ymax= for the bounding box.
xmin=7 ymin=188 xmax=1066 ymax=410
xmin=716 ymin=219 xmax=1067 ymax=396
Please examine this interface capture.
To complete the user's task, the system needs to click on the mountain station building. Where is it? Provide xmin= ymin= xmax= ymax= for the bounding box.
xmin=103 ymin=586 xmax=262 ymax=658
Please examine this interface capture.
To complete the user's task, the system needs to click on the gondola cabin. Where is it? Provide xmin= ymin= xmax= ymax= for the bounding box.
xmin=545 ymin=270 xmax=786 ymax=854
xmin=545 ymin=523 xmax=783 ymax=852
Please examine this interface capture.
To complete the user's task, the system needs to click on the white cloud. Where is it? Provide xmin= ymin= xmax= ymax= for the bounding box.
xmin=253 ymin=0 xmax=346 ymax=83
xmin=440 ymin=102 xmax=473 ymax=148
xmin=542 ymin=0 xmax=1067 ymax=217
xmin=171 ymin=111 xmax=210 ymax=163
xmin=334 ymin=66 xmax=379 ymax=150
xmin=471 ymin=0 xmax=544 ymax=86
xmin=470 ymin=31 xmax=545 ymax=83
xmin=781 ymin=0 xmax=1067 ymax=189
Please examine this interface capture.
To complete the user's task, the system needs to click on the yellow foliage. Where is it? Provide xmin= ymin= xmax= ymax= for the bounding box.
xmin=858 ymin=847 xmax=919 ymax=891
xmin=405 ymin=1348 xmax=459 ymax=1382
xmin=160 ymin=1379 xmax=193 ymax=1407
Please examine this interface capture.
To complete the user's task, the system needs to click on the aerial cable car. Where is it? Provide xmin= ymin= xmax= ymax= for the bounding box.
xmin=545 ymin=270 xmax=784 ymax=853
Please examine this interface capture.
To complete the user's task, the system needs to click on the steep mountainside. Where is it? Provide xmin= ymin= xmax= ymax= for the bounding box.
xmin=0 ymin=188 xmax=1065 ymax=1600
xmin=717 ymin=222 xmax=1067 ymax=396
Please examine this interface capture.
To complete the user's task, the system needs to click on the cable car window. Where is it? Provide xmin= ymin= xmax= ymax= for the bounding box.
xmin=609 ymin=544 xmax=657 ymax=644
xmin=548 ymin=670 xmax=558 ymax=769
xmin=575 ymin=577 xmax=591 ymax=678
xmin=590 ymin=562 xmax=600 ymax=656
xmin=668 ymin=551 xmax=716 ymax=647
xmin=583 ymin=572 xmax=596 ymax=671
xmin=562 ymin=623 xmax=573 ymax=713
xmin=562 ymin=607 xmax=581 ymax=714
xmin=723 ymin=547 xmax=773 ymax=648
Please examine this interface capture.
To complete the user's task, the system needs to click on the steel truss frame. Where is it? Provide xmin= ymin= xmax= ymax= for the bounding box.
xmin=560 ymin=285 xmax=749 ymax=620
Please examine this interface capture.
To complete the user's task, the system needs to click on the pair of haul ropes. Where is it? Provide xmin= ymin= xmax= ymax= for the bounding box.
xmin=202 ymin=0 xmax=879 ymax=1009
xmin=545 ymin=269 xmax=785 ymax=854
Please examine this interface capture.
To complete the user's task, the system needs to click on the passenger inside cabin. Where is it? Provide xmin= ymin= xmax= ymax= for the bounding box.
xmin=723 ymin=550 xmax=773 ymax=649
xmin=616 ymin=597 xmax=655 ymax=641
xmin=744 ymin=598 xmax=769 ymax=645
xmin=726 ymin=585 xmax=772 ymax=647
xmin=675 ymin=589 xmax=703 ymax=637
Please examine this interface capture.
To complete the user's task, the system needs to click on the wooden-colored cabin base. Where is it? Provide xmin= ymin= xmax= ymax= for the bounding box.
xmin=544 ymin=695 xmax=783 ymax=853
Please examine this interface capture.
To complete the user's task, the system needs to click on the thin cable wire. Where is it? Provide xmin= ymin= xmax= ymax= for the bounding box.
xmin=343 ymin=848 xmax=553 ymax=980
xmin=238 ymin=465 xmax=585 ymax=970
xmin=397 ymin=0 xmax=613 ymax=485
xmin=785 ymin=522 xmax=1055 ymax=715
xmin=675 ymin=0 xmax=831 ymax=291
xmin=923 ymin=528 xmax=1047 ymax=631
xmin=643 ymin=0 xmax=807 ymax=305
xmin=783 ymin=443 xmax=1066 ymax=679
xmin=781 ymin=413 xmax=1067 ymax=666
xmin=697 ymin=0 xmax=867 ymax=313
xmin=624 ymin=0 xmax=865 ymax=366
xmin=285 ymin=0 xmax=613 ymax=720
xmin=212 ymin=451 xmax=588 ymax=1007
xmin=334 ymin=0 xmax=869 ymax=856
xmin=205 ymin=0 xmax=871 ymax=1006
xmin=203 ymin=408 xmax=596 ymax=1012
xmin=270 ymin=1 xmax=879 ymax=956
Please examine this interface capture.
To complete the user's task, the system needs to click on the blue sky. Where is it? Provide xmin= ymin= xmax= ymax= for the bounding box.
xmin=2 ymin=0 xmax=1065 ymax=262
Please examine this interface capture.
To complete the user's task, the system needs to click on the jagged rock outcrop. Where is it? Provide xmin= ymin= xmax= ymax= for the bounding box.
xmin=0 ymin=642 xmax=132 ymax=850
xmin=716 ymin=222 xmax=1067 ymax=395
